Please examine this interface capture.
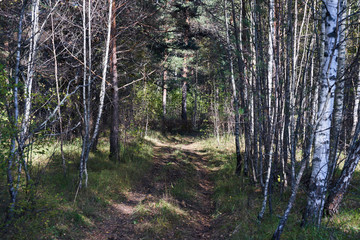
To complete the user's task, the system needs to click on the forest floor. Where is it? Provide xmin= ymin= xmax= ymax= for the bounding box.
xmin=1 ymin=132 xmax=360 ymax=239
xmin=87 ymin=135 xmax=218 ymax=239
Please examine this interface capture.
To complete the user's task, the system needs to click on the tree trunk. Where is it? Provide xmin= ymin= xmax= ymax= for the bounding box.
xmin=325 ymin=118 xmax=360 ymax=215
xmin=192 ymin=51 xmax=198 ymax=130
xmin=242 ymin=0 xmax=251 ymax=176
xmin=258 ymin=0 xmax=276 ymax=220
xmin=225 ymin=0 xmax=242 ymax=175
xmin=352 ymin=70 xmax=360 ymax=136
xmin=109 ymin=0 xmax=120 ymax=162
xmin=282 ymin=0 xmax=293 ymax=190
xmin=303 ymin=0 xmax=339 ymax=226
xmin=182 ymin=55 xmax=188 ymax=127
xmin=6 ymin=0 xmax=29 ymax=222
xmin=79 ymin=0 xmax=112 ymax=188
xmin=230 ymin=0 xmax=244 ymax=175
xmin=181 ymin=80 xmax=187 ymax=123
xmin=162 ymin=69 xmax=168 ymax=131
xmin=250 ymin=0 xmax=259 ymax=183
xmin=351 ymin=15 xmax=360 ymax=137
xmin=273 ymin=130 xmax=315 ymax=239
xmin=328 ymin=0 xmax=346 ymax=184
xmin=51 ymin=1 xmax=66 ymax=175
xmin=79 ymin=0 xmax=89 ymax=189
xmin=22 ymin=0 xmax=40 ymax=142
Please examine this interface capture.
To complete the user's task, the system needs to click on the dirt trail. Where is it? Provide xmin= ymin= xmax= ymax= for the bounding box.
xmin=88 ymin=137 xmax=216 ymax=240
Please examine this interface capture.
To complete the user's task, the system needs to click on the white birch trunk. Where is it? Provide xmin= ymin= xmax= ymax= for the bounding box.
xmin=352 ymin=72 xmax=360 ymax=136
xmin=304 ymin=0 xmax=339 ymax=225
xmin=257 ymin=0 xmax=276 ymax=221
xmin=328 ymin=0 xmax=347 ymax=183
xmin=267 ymin=0 xmax=275 ymax=120
xmin=85 ymin=0 xmax=113 ymax=187
xmin=22 ymin=0 xmax=40 ymax=142
xmin=250 ymin=0 xmax=259 ymax=183
xmin=6 ymin=0 xmax=29 ymax=222
xmin=162 ymin=69 xmax=167 ymax=130
xmin=79 ymin=0 xmax=88 ymax=189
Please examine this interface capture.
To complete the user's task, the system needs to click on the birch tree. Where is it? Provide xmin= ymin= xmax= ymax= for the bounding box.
xmin=258 ymin=0 xmax=276 ymax=221
xmin=5 ymin=0 xmax=62 ymax=221
xmin=6 ymin=0 xmax=29 ymax=222
xmin=303 ymin=0 xmax=340 ymax=225
xmin=328 ymin=0 xmax=347 ymax=184
xmin=78 ymin=0 xmax=113 ymax=189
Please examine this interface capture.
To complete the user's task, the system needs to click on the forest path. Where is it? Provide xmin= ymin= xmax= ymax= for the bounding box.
xmin=88 ymin=135 xmax=216 ymax=240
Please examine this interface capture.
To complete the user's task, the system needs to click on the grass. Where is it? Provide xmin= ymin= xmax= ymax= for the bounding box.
xmin=170 ymin=177 xmax=196 ymax=201
xmin=195 ymin=135 xmax=360 ymax=240
xmin=133 ymin=198 xmax=188 ymax=238
xmin=0 ymin=135 xmax=153 ymax=239
xmin=1 ymin=132 xmax=360 ymax=239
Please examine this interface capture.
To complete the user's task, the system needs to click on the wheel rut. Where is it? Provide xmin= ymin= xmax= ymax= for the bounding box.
xmin=88 ymin=137 xmax=216 ymax=240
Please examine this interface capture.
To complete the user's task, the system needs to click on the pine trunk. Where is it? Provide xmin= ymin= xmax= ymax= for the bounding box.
xmin=109 ymin=0 xmax=120 ymax=162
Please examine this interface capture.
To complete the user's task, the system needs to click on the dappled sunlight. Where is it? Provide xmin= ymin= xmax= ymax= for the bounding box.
xmin=2 ymin=131 xmax=360 ymax=239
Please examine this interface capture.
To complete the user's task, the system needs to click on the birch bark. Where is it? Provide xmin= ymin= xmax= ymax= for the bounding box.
xmin=79 ymin=0 xmax=113 ymax=188
xmin=162 ymin=68 xmax=168 ymax=131
xmin=6 ymin=0 xmax=29 ymax=222
xmin=22 ymin=0 xmax=40 ymax=142
xmin=328 ymin=0 xmax=346 ymax=184
xmin=303 ymin=0 xmax=340 ymax=225
xmin=257 ymin=0 xmax=276 ymax=221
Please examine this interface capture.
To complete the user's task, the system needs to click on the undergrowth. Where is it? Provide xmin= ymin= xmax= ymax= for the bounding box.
xmin=198 ymin=135 xmax=360 ymax=239
xmin=1 ymin=132 xmax=359 ymax=239
xmin=0 ymin=136 xmax=153 ymax=239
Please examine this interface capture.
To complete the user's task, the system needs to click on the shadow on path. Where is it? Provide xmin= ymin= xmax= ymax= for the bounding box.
xmin=88 ymin=137 xmax=216 ymax=240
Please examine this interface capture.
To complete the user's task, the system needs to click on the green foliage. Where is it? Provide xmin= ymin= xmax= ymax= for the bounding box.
xmin=133 ymin=81 xmax=162 ymax=129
